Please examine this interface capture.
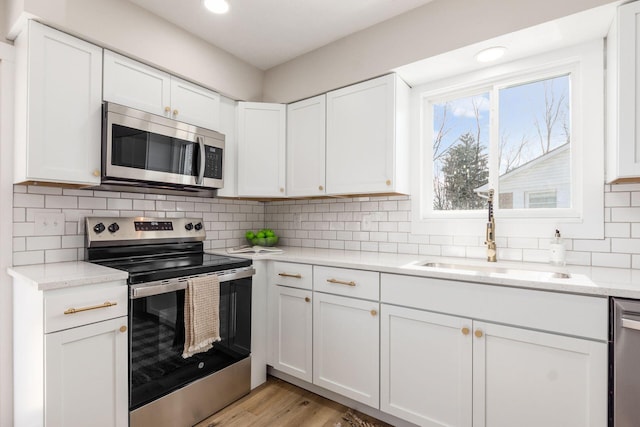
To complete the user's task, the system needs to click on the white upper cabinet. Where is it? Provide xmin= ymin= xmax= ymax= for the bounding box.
xmin=216 ymin=95 xmax=238 ymax=198
xmin=14 ymin=20 xmax=103 ymax=186
xmin=325 ymin=74 xmax=410 ymax=195
xmin=103 ymin=50 xmax=220 ymax=130
xmin=237 ymin=102 xmax=286 ymax=197
xmin=608 ymin=1 xmax=640 ymax=183
xmin=287 ymin=95 xmax=326 ymax=197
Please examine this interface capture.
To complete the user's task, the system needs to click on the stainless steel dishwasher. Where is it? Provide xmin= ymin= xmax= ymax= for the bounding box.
xmin=612 ymin=298 xmax=640 ymax=427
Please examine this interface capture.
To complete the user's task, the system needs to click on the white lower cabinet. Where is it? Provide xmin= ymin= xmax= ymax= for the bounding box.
xmin=13 ymin=278 xmax=128 ymax=427
xmin=45 ymin=317 xmax=128 ymax=427
xmin=313 ymin=292 xmax=379 ymax=408
xmin=270 ymin=285 xmax=313 ymax=382
xmin=380 ymin=304 xmax=472 ymax=427
xmin=381 ymin=304 xmax=608 ymax=427
xmin=380 ymin=273 xmax=608 ymax=427
xmin=473 ymin=321 xmax=607 ymax=427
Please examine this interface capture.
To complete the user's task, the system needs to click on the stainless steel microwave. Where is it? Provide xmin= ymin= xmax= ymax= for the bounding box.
xmin=99 ymin=102 xmax=224 ymax=197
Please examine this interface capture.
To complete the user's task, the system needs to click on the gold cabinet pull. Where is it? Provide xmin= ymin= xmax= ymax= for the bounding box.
xmin=64 ymin=301 xmax=117 ymax=315
xmin=305 ymin=297 xmax=311 ymax=303
xmin=164 ymin=106 xmax=171 ymax=113
xmin=173 ymin=109 xmax=179 ymax=116
xmin=92 ymin=170 xmax=100 ymax=177
xmin=370 ymin=309 xmax=378 ymax=316
xmin=278 ymin=272 xmax=302 ymax=279
xmin=280 ymin=187 xmax=285 ymax=193
xmin=386 ymin=179 xmax=391 ymax=186
xmin=475 ymin=329 xmax=484 ymax=338
xmin=461 ymin=327 xmax=470 ymax=336
xmin=119 ymin=325 xmax=127 ymax=333
xmin=319 ymin=185 xmax=324 ymax=191
xmin=327 ymin=278 xmax=356 ymax=287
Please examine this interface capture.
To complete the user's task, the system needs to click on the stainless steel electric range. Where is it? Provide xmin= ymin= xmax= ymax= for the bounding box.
xmin=85 ymin=217 xmax=254 ymax=427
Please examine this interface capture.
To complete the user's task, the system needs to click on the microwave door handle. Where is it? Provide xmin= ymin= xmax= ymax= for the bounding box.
xmin=196 ymin=136 xmax=205 ymax=185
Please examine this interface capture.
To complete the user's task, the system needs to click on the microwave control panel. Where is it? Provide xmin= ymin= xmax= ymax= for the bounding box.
xmin=204 ymin=146 xmax=223 ymax=179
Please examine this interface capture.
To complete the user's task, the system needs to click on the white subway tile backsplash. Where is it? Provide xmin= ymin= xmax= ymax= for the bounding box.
xmin=26 ymin=236 xmax=61 ymax=251
xmin=605 ymin=223 xmax=631 ymax=238
xmin=605 ymin=191 xmax=631 ymax=207
xmin=45 ymin=248 xmax=78 ymax=263
xmin=79 ymin=197 xmax=106 ymax=210
xmin=592 ymin=252 xmax=631 ymax=268
xmin=10 ymin=185 xmax=640 ymax=270
xmin=45 ymin=195 xmax=77 ymax=209
xmin=611 ymin=207 xmax=640 ymax=223
xmin=13 ymin=251 xmax=44 ymax=266
xmin=28 ymin=186 xmax=62 ymax=195
xmin=14 ymin=193 xmax=44 ymax=208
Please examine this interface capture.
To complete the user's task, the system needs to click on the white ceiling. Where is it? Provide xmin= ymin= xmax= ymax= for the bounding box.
xmin=127 ymin=0 xmax=434 ymax=70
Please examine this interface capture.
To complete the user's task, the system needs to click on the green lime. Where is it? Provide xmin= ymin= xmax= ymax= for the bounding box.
xmin=245 ymin=231 xmax=255 ymax=239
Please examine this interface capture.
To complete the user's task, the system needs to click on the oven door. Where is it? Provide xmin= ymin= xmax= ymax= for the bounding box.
xmin=104 ymin=104 xmax=224 ymax=189
xmin=129 ymin=274 xmax=251 ymax=410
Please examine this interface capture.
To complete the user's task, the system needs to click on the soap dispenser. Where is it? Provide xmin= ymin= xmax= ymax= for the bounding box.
xmin=549 ymin=229 xmax=566 ymax=266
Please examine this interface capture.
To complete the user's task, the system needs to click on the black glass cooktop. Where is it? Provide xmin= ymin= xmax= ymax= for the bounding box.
xmin=93 ymin=252 xmax=252 ymax=284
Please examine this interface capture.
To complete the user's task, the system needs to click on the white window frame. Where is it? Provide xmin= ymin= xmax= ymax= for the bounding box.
xmin=411 ymin=40 xmax=604 ymax=239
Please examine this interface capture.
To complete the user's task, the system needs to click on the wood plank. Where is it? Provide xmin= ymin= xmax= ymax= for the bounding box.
xmin=195 ymin=377 xmax=392 ymax=427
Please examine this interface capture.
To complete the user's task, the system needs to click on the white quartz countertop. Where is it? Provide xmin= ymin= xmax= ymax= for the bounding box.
xmin=209 ymin=246 xmax=640 ymax=298
xmin=8 ymin=261 xmax=129 ymax=291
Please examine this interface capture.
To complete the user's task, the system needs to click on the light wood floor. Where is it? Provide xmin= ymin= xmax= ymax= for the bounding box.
xmin=195 ymin=376 xmax=393 ymax=427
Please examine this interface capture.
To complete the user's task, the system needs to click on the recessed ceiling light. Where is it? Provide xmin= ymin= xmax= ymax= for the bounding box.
xmin=203 ymin=0 xmax=229 ymax=14
xmin=475 ymin=46 xmax=507 ymax=63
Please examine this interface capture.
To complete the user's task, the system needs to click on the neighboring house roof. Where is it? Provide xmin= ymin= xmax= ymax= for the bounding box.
xmin=475 ymin=143 xmax=570 ymax=194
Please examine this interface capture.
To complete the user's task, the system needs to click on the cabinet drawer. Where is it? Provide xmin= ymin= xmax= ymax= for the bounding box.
xmin=44 ymin=281 xmax=128 ymax=333
xmin=271 ymin=262 xmax=313 ymax=290
xmin=314 ymin=266 xmax=379 ymax=300
xmin=381 ymin=273 xmax=607 ymax=341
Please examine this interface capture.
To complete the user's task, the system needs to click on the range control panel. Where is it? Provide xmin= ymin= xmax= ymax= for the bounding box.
xmin=86 ymin=217 xmax=206 ymax=247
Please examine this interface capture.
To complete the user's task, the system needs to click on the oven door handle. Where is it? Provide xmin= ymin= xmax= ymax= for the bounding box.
xmin=130 ymin=267 xmax=255 ymax=299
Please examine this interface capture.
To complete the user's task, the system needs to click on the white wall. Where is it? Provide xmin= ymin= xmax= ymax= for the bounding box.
xmin=263 ymin=0 xmax=617 ymax=103
xmin=5 ymin=0 xmax=264 ymax=101
xmin=0 ymin=41 xmax=14 ymax=427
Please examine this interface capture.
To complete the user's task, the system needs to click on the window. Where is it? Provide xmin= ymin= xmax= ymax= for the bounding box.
xmin=431 ymin=75 xmax=570 ymax=212
xmin=412 ymin=41 xmax=604 ymax=239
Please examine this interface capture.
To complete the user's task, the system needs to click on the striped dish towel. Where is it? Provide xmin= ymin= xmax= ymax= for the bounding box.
xmin=182 ymin=274 xmax=221 ymax=358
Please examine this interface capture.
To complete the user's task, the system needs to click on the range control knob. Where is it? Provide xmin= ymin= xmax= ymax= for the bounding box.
xmin=194 ymin=222 xmax=203 ymax=231
xmin=93 ymin=223 xmax=105 ymax=234
xmin=185 ymin=222 xmax=194 ymax=231
xmin=107 ymin=223 xmax=120 ymax=233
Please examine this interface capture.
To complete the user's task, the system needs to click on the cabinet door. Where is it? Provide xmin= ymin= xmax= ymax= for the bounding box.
xmin=313 ymin=292 xmax=379 ymax=408
xmin=270 ymin=286 xmax=313 ymax=382
xmin=103 ymin=50 xmax=171 ymax=118
xmin=45 ymin=316 xmax=128 ymax=427
xmin=170 ymin=76 xmax=220 ymax=130
xmin=287 ymin=95 xmax=326 ymax=197
xmin=472 ymin=321 xmax=607 ymax=427
xmin=237 ymin=102 xmax=286 ymax=197
xmin=23 ymin=21 xmax=102 ymax=185
xmin=326 ymin=74 xmax=397 ymax=195
xmin=380 ymin=304 xmax=472 ymax=427
xmin=216 ymin=96 xmax=238 ymax=197
xmin=612 ymin=1 xmax=640 ymax=181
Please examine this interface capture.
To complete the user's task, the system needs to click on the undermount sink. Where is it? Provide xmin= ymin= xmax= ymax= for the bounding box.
xmin=417 ymin=262 xmax=571 ymax=279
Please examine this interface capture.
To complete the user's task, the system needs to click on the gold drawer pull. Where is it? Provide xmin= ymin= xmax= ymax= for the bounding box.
xmin=279 ymin=272 xmax=302 ymax=279
xmin=461 ymin=327 xmax=470 ymax=336
xmin=370 ymin=309 xmax=378 ymax=317
xmin=327 ymin=278 xmax=356 ymax=287
xmin=305 ymin=297 xmax=311 ymax=303
xmin=119 ymin=325 xmax=127 ymax=333
xmin=64 ymin=301 xmax=117 ymax=315
xmin=475 ymin=329 xmax=484 ymax=338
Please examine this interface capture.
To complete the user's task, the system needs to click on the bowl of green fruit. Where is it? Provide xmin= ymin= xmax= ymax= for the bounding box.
xmin=245 ymin=229 xmax=279 ymax=246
